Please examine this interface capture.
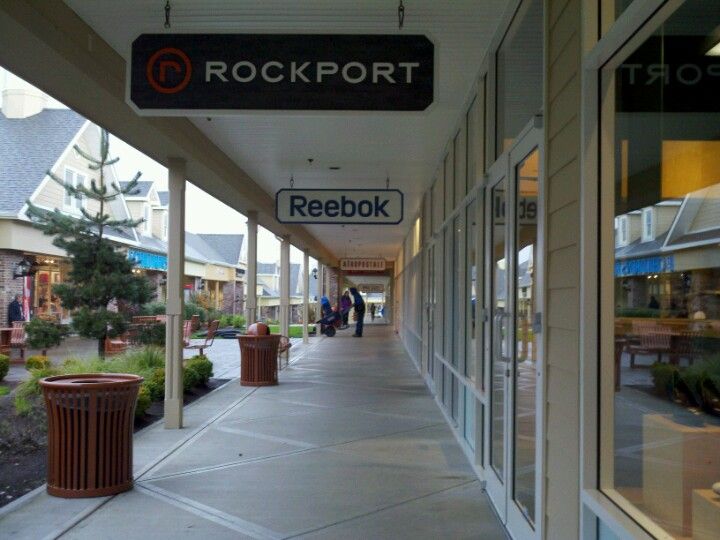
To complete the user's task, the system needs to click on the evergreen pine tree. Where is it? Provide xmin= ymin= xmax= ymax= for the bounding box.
xmin=26 ymin=128 xmax=154 ymax=357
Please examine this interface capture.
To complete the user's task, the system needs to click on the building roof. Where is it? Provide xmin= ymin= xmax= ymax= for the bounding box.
xmin=197 ymin=233 xmax=244 ymax=266
xmin=0 ymin=109 xmax=86 ymax=215
xmin=615 ymin=232 xmax=670 ymax=260
xmin=119 ymin=180 xmax=153 ymax=199
xmin=261 ymin=285 xmax=279 ymax=297
xmin=257 ymin=262 xmax=277 ymax=275
xmin=157 ymin=191 xmax=169 ymax=206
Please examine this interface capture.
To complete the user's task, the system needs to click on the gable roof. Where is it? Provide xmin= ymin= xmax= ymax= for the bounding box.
xmin=0 ymin=109 xmax=86 ymax=215
xmin=197 ymin=233 xmax=244 ymax=266
xmin=157 ymin=191 xmax=169 ymax=206
xmin=257 ymin=262 xmax=277 ymax=275
xmin=120 ymin=180 xmax=153 ymax=199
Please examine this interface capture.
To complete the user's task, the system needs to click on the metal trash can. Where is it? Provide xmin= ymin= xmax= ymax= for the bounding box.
xmin=238 ymin=335 xmax=280 ymax=386
xmin=39 ymin=373 xmax=143 ymax=498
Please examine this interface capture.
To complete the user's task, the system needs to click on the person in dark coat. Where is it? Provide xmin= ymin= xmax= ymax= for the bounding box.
xmin=349 ymin=287 xmax=365 ymax=337
xmin=340 ymin=290 xmax=352 ymax=328
xmin=7 ymin=294 xmax=24 ymax=324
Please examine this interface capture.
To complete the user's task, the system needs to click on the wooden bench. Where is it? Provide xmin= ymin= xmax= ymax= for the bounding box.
xmin=184 ymin=319 xmax=219 ymax=356
xmin=277 ymin=336 xmax=292 ymax=368
xmin=10 ymin=321 xmax=27 ymax=360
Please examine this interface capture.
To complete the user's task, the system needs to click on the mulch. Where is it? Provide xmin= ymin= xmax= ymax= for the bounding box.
xmin=0 ymin=378 xmax=229 ymax=508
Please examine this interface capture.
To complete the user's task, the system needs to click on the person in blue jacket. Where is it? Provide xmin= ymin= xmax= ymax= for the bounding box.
xmin=349 ymin=287 xmax=365 ymax=337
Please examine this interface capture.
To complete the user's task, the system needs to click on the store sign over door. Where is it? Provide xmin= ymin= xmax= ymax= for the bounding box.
xmin=276 ymin=189 xmax=403 ymax=225
xmin=129 ymin=34 xmax=434 ymax=114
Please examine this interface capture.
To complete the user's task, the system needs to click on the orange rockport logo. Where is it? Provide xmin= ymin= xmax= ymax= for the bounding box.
xmin=146 ymin=47 xmax=192 ymax=94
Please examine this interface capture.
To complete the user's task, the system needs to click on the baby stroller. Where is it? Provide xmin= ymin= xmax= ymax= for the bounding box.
xmin=316 ymin=296 xmax=346 ymax=337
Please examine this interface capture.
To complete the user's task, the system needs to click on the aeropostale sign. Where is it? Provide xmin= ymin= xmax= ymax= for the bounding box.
xmin=276 ymin=189 xmax=403 ymax=225
xmin=128 ymin=34 xmax=434 ymax=113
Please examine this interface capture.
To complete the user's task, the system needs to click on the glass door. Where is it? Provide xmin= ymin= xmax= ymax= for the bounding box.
xmin=484 ymin=124 xmax=543 ymax=540
xmin=425 ymin=244 xmax=435 ymax=386
xmin=484 ymin=156 xmax=511 ymax=518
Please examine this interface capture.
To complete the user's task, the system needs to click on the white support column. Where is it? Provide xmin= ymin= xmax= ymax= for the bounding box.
xmin=279 ymin=236 xmax=290 ymax=337
xmin=245 ymin=212 xmax=258 ymax=325
xmin=316 ymin=264 xmax=324 ymax=318
xmin=164 ymin=158 xmax=185 ymax=429
xmin=302 ymin=249 xmax=309 ymax=344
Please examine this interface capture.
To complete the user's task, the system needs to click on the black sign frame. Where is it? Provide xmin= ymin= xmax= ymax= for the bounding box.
xmin=128 ymin=33 xmax=435 ymax=114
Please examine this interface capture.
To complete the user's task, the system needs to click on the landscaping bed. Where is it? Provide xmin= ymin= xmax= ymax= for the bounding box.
xmin=0 ymin=348 xmax=226 ymax=508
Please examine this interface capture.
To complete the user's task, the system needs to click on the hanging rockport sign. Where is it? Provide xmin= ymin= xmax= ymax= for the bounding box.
xmin=276 ymin=189 xmax=403 ymax=225
xmin=128 ymin=34 xmax=434 ymax=113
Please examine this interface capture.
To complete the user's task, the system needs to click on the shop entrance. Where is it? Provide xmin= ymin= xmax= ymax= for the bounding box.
xmin=484 ymin=120 xmax=543 ymax=539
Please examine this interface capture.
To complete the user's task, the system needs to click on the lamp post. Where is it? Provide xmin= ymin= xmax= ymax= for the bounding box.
xmin=12 ymin=257 xmax=36 ymax=279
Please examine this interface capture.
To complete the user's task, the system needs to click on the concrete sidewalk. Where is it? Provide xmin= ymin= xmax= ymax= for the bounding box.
xmin=1 ymin=325 xmax=506 ymax=539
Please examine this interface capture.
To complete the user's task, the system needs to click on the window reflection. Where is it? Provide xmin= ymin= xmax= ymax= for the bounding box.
xmin=496 ymin=0 xmax=543 ymax=157
xmin=514 ymin=149 xmax=539 ymax=525
xmin=467 ymin=203 xmax=478 ymax=382
xmin=607 ymin=2 xmax=720 ymax=537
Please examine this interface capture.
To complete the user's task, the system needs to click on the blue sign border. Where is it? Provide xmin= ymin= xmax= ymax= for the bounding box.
xmin=275 ymin=188 xmax=404 ymax=225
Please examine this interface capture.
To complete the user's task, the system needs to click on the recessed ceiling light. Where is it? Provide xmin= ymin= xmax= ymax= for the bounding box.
xmin=329 ymin=166 xmax=341 ymax=170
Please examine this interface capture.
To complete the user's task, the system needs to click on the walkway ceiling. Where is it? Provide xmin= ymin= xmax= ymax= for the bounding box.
xmin=59 ymin=1 xmax=506 ymax=261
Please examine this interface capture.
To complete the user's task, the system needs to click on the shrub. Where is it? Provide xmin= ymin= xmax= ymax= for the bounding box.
xmin=135 ymin=385 xmax=152 ymax=418
xmin=25 ymin=318 xmax=65 ymax=352
xmin=183 ymin=364 xmax=201 ymax=392
xmin=184 ymin=301 xmax=208 ymax=323
xmin=145 ymin=368 xmax=166 ymax=401
xmin=0 ymin=386 xmax=9 ymax=396
xmin=650 ymin=362 xmax=678 ymax=397
xmin=0 ymin=354 xmax=8 ymax=382
xmin=206 ymin=309 xmax=223 ymax=325
xmin=26 ymin=355 xmax=51 ymax=371
xmin=218 ymin=314 xmax=245 ymax=329
xmin=15 ymin=366 xmax=61 ymax=414
xmin=141 ymin=302 xmax=166 ymax=316
xmin=679 ymin=357 xmax=720 ymax=409
xmin=138 ymin=322 xmax=165 ymax=346
xmin=185 ymin=355 xmax=213 ymax=386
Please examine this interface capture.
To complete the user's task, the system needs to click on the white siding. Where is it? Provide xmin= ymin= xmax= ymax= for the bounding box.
xmin=544 ymin=0 xmax=582 ymax=537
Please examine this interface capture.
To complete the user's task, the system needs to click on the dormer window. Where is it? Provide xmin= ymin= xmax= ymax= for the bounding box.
xmin=616 ymin=215 xmax=629 ymax=247
xmin=641 ymin=207 xmax=655 ymax=242
xmin=63 ymin=167 xmax=86 ymax=213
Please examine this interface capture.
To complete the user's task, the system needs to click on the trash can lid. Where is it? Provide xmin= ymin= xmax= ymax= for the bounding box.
xmin=39 ymin=373 xmax=144 ymax=389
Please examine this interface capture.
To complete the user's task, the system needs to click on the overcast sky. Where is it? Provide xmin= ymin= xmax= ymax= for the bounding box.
xmin=111 ymin=137 xmax=306 ymax=264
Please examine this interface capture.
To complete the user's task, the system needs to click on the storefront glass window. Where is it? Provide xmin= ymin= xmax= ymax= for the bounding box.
xmin=467 ymin=201 xmax=478 ymax=382
xmin=513 ymin=148 xmax=539 ymax=525
xmin=496 ymin=0 xmax=543 ymax=158
xmin=605 ymin=2 xmax=720 ymax=537
xmin=453 ymin=217 xmax=463 ymax=367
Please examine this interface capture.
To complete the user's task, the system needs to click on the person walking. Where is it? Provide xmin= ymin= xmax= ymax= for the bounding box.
xmin=349 ymin=287 xmax=365 ymax=337
xmin=7 ymin=293 xmax=24 ymax=324
xmin=340 ymin=290 xmax=352 ymax=329
xmin=370 ymin=303 xmax=376 ymax=321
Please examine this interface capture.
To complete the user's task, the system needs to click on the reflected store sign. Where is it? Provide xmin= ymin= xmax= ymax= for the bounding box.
xmin=276 ymin=189 xmax=403 ymax=225
xmin=618 ymin=36 xmax=720 ymax=112
xmin=493 ymin=192 xmax=538 ymax=225
xmin=615 ymin=255 xmax=674 ymax=277
xmin=128 ymin=249 xmax=167 ymax=271
xmin=129 ymin=34 xmax=434 ymax=113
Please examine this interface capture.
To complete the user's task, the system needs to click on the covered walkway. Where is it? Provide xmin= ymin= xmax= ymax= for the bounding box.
xmin=1 ymin=326 xmax=506 ymax=540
